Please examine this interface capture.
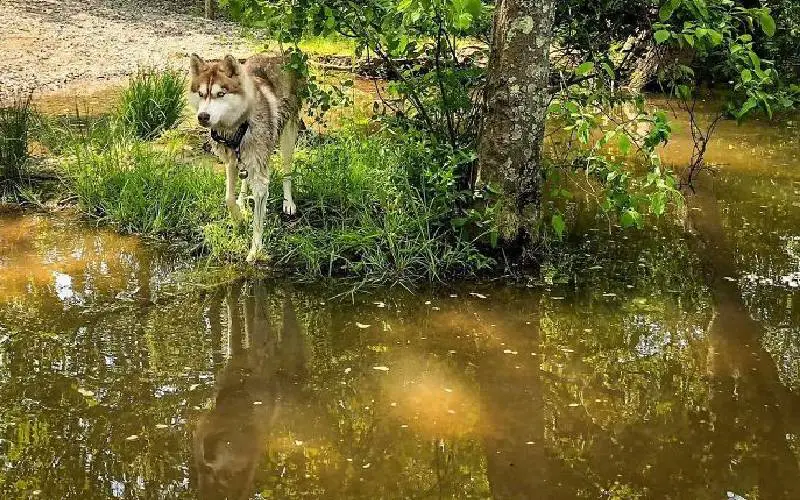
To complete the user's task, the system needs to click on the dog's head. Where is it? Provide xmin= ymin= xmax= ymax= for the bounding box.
xmin=189 ymin=54 xmax=248 ymax=129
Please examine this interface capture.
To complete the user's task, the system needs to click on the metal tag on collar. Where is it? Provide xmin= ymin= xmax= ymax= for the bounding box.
xmin=235 ymin=148 xmax=248 ymax=179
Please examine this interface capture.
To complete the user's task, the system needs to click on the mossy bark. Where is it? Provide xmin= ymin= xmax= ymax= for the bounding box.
xmin=477 ymin=0 xmax=556 ymax=256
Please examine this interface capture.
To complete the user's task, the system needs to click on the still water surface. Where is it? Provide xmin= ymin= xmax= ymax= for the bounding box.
xmin=1 ymin=107 xmax=799 ymax=499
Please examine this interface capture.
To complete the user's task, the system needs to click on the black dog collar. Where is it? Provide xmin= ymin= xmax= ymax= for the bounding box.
xmin=211 ymin=121 xmax=250 ymax=179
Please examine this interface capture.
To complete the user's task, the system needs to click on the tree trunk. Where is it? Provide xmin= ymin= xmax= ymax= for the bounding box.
xmin=204 ymin=0 xmax=215 ymax=19
xmin=477 ymin=0 xmax=556 ymax=253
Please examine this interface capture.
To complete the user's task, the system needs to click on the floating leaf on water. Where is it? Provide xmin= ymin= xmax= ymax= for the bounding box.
xmin=552 ymin=296 xmax=566 ymax=300
xmin=432 ymin=306 xmax=440 ymax=311
xmin=125 ymin=434 xmax=139 ymax=441
xmin=444 ymin=388 xmax=453 ymax=393
xmin=294 ymin=440 xmax=303 ymax=446
xmin=562 ymin=348 xmax=575 ymax=353
xmin=189 ymin=384 xmax=200 ymax=391
xmin=469 ymin=292 xmax=488 ymax=299
xmin=449 ymin=294 xmax=458 ymax=298
xmin=155 ymin=424 xmax=169 ymax=429
xmin=526 ymin=441 xmax=535 ymax=445
xmin=77 ymin=388 xmax=95 ymax=397
xmin=424 ymin=300 xmax=431 ymax=305
xmin=355 ymin=322 xmax=371 ymax=329
xmin=344 ymin=367 xmax=352 ymax=374
xmin=503 ymin=349 xmax=518 ymax=355
xmin=723 ymin=276 xmax=738 ymax=282
xmin=568 ymin=403 xmax=580 ymax=407
xmin=390 ymin=402 xmax=397 ymax=407
xmin=372 ymin=366 xmax=389 ymax=371
xmin=447 ymin=409 xmax=455 ymax=414
xmin=373 ymin=301 xmax=386 ymax=308
xmin=602 ymin=293 xmax=617 ymax=297
xmin=253 ymin=401 xmax=263 ymax=405
xmin=400 ymin=424 xmax=409 ymax=428
xmin=362 ymin=463 xmax=371 ymax=469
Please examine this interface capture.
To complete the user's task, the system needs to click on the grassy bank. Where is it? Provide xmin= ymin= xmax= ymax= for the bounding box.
xmin=48 ymin=117 xmax=494 ymax=283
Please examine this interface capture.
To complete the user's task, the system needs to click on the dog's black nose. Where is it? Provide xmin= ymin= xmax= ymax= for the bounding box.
xmin=197 ymin=112 xmax=210 ymax=126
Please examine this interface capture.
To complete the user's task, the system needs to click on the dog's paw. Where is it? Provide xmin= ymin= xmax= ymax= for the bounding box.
xmin=283 ymin=199 xmax=297 ymax=216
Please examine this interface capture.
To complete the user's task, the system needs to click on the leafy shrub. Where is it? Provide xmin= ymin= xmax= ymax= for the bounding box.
xmin=117 ymin=69 xmax=186 ymax=140
xmin=0 ymin=92 xmax=33 ymax=181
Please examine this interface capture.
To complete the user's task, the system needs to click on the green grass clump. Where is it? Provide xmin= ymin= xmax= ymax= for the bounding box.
xmin=65 ymin=131 xmax=224 ymax=239
xmin=205 ymin=128 xmax=495 ymax=283
xmin=0 ymin=92 xmax=33 ymax=182
xmin=117 ymin=69 xmax=186 ymax=140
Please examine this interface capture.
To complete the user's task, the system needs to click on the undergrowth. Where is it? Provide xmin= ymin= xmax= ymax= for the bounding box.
xmin=59 ymin=121 xmax=495 ymax=284
xmin=206 ymin=128 xmax=495 ymax=283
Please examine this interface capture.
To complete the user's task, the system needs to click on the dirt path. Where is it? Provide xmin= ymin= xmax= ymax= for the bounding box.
xmin=0 ymin=0 xmax=255 ymax=101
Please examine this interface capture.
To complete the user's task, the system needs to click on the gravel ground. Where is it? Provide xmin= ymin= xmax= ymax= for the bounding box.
xmin=0 ymin=0 xmax=255 ymax=101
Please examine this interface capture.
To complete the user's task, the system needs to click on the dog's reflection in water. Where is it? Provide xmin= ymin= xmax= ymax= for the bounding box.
xmin=193 ymin=282 xmax=306 ymax=500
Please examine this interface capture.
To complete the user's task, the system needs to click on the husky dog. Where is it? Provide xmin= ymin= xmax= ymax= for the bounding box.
xmin=189 ymin=53 xmax=302 ymax=262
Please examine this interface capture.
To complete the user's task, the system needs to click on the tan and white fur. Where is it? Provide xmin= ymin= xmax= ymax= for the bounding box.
xmin=189 ymin=53 xmax=302 ymax=262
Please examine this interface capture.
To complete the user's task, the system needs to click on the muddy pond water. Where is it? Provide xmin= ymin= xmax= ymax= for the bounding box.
xmin=1 ymin=103 xmax=799 ymax=499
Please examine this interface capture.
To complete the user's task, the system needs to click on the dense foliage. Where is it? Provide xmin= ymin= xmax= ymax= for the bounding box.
xmin=219 ymin=0 xmax=797 ymax=240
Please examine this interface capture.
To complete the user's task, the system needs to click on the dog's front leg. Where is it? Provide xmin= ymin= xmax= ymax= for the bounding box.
xmin=237 ymin=179 xmax=249 ymax=211
xmin=246 ymin=168 xmax=270 ymax=263
xmin=226 ymin=160 xmax=242 ymax=221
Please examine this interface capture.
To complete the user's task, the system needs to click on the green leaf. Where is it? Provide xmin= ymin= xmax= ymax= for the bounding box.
xmin=464 ymin=0 xmax=482 ymax=18
xmin=706 ymin=28 xmax=723 ymax=46
xmin=617 ymin=134 xmax=632 ymax=155
xmin=621 ymin=210 xmax=640 ymax=228
xmin=655 ymin=30 xmax=671 ymax=44
xmin=741 ymin=69 xmax=752 ymax=83
xmin=748 ymin=51 xmax=761 ymax=70
xmin=575 ymin=61 xmax=595 ymax=77
xmin=551 ymin=214 xmax=566 ymax=239
xmin=738 ymin=96 xmax=758 ymax=121
xmin=759 ymin=12 xmax=776 ymax=37
xmin=601 ymin=62 xmax=616 ymax=80
xmin=659 ymin=0 xmax=681 ymax=22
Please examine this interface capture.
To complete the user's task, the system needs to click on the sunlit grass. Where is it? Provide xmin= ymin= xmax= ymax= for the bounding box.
xmin=297 ymin=36 xmax=356 ymax=57
xmin=117 ymin=69 xmax=187 ymax=140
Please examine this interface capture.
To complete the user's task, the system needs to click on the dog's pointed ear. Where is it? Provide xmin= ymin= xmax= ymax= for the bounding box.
xmin=222 ymin=55 xmax=241 ymax=77
xmin=190 ymin=53 xmax=205 ymax=77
